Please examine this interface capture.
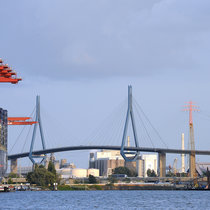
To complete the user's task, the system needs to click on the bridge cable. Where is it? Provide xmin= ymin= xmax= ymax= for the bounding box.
xmin=115 ymin=105 xmax=128 ymax=146
xmin=197 ymin=111 xmax=210 ymax=121
xmin=35 ymin=104 xmax=68 ymax=161
xmin=21 ymin=123 xmax=33 ymax=153
xmin=93 ymin=98 xmax=126 ymax=146
xmin=41 ymin=104 xmax=80 ymax=148
xmin=133 ymin=105 xmax=154 ymax=147
xmin=133 ymin=98 xmax=168 ymax=148
xmin=134 ymin=101 xmax=157 ymax=147
xmin=9 ymin=125 xmax=27 ymax=154
xmin=86 ymin=98 xmax=127 ymax=146
xmin=9 ymin=106 xmax=36 ymax=154
xmin=103 ymin=99 xmax=127 ymax=146
xmin=133 ymin=102 xmax=155 ymax=148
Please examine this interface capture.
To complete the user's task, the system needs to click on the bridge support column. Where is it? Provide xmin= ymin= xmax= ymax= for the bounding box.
xmin=189 ymin=153 xmax=196 ymax=178
xmin=120 ymin=86 xmax=139 ymax=162
xmin=158 ymin=152 xmax=166 ymax=177
xmin=11 ymin=159 xmax=18 ymax=174
xmin=29 ymin=96 xmax=46 ymax=165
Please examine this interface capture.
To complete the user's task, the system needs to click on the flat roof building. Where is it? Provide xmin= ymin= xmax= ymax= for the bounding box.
xmin=136 ymin=154 xmax=157 ymax=177
xmin=89 ymin=150 xmax=124 ymax=176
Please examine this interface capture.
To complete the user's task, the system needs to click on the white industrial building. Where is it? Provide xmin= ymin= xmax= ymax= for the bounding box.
xmin=136 ymin=154 xmax=157 ymax=177
xmin=89 ymin=150 xmax=125 ymax=176
xmin=89 ymin=149 xmax=158 ymax=177
xmin=56 ymin=168 xmax=99 ymax=179
xmin=94 ymin=150 xmax=124 ymax=160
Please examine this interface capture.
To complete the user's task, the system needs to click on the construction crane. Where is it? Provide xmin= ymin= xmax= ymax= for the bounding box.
xmin=172 ymin=158 xmax=178 ymax=174
xmin=0 ymin=58 xmax=22 ymax=84
xmin=0 ymin=60 xmax=33 ymax=125
xmin=183 ymin=101 xmax=199 ymax=185
xmin=8 ymin=117 xmax=37 ymax=125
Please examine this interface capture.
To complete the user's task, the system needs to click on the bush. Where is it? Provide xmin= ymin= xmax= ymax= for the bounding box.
xmin=8 ymin=178 xmax=13 ymax=184
xmin=113 ymin=167 xmax=137 ymax=177
xmin=108 ymin=176 xmax=117 ymax=184
xmin=123 ymin=178 xmax=131 ymax=183
xmin=166 ymin=171 xmax=176 ymax=177
xmin=26 ymin=164 xmax=57 ymax=187
xmin=88 ymin=185 xmax=102 ymax=190
xmin=8 ymin=173 xmax=19 ymax=178
xmin=73 ymin=179 xmax=82 ymax=184
xmin=58 ymin=185 xmax=73 ymax=191
xmin=147 ymin=169 xmax=157 ymax=177
xmin=88 ymin=175 xmax=97 ymax=184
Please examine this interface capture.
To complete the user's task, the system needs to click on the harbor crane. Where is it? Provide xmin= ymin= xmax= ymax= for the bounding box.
xmin=8 ymin=117 xmax=37 ymax=125
xmin=0 ymin=58 xmax=21 ymax=84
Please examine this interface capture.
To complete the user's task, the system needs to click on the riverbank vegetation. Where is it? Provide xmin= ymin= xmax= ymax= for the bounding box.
xmin=26 ymin=161 xmax=59 ymax=188
xmin=113 ymin=167 xmax=137 ymax=177
xmin=58 ymin=184 xmax=102 ymax=191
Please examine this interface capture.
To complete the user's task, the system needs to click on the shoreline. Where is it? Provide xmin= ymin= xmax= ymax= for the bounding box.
xmin=56 ymin=183 xmax=206 ymax=191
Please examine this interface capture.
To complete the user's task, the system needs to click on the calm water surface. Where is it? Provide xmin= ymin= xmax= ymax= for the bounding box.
xmin=1 ymin=190 xmax=210 ymax=210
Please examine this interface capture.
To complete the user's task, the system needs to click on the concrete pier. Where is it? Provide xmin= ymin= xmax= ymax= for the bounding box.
xmin=11 ymin=159 xmax=18 ymax=174
xmin=189 ymin=153 xmax=196 ymax=177
xmin=158 ymin=152 xmax=166 ymax=177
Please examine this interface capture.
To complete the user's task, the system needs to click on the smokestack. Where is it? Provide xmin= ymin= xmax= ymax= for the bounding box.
xmin=181 ymin=133 xmax=185 ymax=173
xmin=127 ymin=136 xmax=130 ymax=147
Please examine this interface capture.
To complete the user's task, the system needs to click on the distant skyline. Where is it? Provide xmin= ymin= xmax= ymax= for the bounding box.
xmin=1 ymin=0 xmax=210 ymax=169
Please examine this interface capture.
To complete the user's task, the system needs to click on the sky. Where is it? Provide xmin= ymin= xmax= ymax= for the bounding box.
xmin=1 ymin=0 xmax=210 ymax=170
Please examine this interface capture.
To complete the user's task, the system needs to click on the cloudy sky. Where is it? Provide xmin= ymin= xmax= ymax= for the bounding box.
xmin=1 ymin=0 xmax=210 ymax=169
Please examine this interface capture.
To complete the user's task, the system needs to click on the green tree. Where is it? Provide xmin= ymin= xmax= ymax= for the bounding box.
xmin=108 ymin=176 xmax=117 ymax=184
xmin=74 ymin=179 xmax=82 ymax=184
xmin=123 ymin=177 xmax=131 ymax=183
xmin=8 ymin=173 xmax=19 ymax=178
xmin=26 ymin=164 xmax=56 ymax=187
xmin=48 ymin=161 xmax=56 ymax=175
xmin=48 ymin=161 xmax=60 ymax=184
xmin=180 ymin=172 xmax=187 ymax=177
xmin=88 ymin=175 xmax=97 ymax=184
xmin=166 ymin=171 xmax=176 ymax=177
xmin=113 ymin=167 xmax=136 ymax=177
xmin=147 ymin=169 xmax=157 ymax=177
xmin=8 ymin=178 xmax=13 ymax=184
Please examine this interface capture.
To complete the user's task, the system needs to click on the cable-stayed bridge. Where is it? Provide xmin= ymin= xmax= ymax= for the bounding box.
xmin=9 ymin=145 xmax=210 ymax=160
xmin=8 ymin=86 xmax=210 ymax=178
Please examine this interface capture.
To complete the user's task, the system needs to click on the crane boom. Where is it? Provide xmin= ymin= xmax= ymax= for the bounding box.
xmin=0 ymin=59 xmax=22 ymax=84
xmin=8 ymin=117 xmax=37 ymax=125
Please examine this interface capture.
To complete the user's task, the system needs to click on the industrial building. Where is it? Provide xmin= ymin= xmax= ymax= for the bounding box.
xmin=89 ymin=149 xmax=157 ymax=177
xmin=57 ymin=168 xmax=99 ymax=179
xmin=136 ymin=156 xmax=144 ymax=177
xmin=89 ymin=150 xmax=125 ymax=176
xmin=45 ymin=155 xmax=76 ymax=170
xmin=136 ymin=154 xmax=157 ymax=177
xmin=17 ymin=166 xmax=32 ymax=175
xmin=45 ymin=155 xmax=99 ymax=179
xmin=196 ymin=163 xmax=210 ymax=176
xmin=0 ymin=108 xmax=8 ymax=178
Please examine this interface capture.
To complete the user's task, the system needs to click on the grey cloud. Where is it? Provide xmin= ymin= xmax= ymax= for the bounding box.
xmin=1 ymin=0 xmax=210 ymax=80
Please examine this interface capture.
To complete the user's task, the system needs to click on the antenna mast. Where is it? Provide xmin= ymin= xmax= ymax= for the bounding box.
xmin=183 ymin=101 xmax=199 ymax=178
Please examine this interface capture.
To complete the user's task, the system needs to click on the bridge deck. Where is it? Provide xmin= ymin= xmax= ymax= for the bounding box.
xmin=8 ymin=145 xmax=210 ymax=160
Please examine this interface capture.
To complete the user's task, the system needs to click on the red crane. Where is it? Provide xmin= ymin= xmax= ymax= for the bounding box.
xmin=0 ymin=58 xmax=22 ymax=84
xmin=8 ymin=117 xmax=37 ymax=125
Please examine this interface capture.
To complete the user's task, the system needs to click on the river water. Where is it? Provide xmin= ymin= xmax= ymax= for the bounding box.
xmin=1 ymin=190 xmax=210 ymax=209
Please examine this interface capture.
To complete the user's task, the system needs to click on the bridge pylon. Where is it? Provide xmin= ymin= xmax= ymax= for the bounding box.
xmin=120 ymin=85 xmax=139 ymax=161
xmin=29 ymin=95 xmax=46 ymax=165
